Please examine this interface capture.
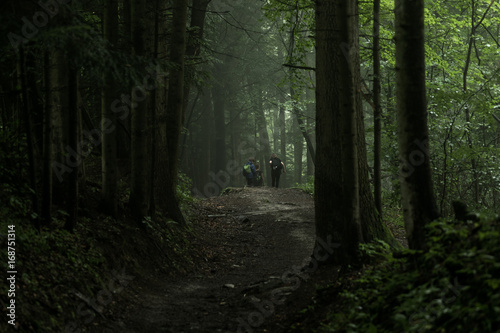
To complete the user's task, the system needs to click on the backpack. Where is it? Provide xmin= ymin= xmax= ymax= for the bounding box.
xmin=255 ymin=171 xmax=263 ymax=185
xmin=243 ymin=163 xmax=252 ymax=175
xmin=271 ymin=157 xmax=282 ymax=171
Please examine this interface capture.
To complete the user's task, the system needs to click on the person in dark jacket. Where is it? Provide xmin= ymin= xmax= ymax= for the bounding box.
xmin=269 ymin=153 xmax=285 ymax=188
xmin=242 ymin=158 xmax=257 ymax=187
xmin=254 ymin=163 xmax=265 ymax=186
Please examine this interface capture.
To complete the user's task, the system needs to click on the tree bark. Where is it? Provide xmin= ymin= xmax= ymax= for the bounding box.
xmin=101 ymin=0 xmax=119 ymax=217
xmin=373 ymin=0 xmax=382 ymax=218
xmin=395 ymin=0 xmax=439 ymax=250
xmin=306 ymin=85 xmax=315 ymax=178
xmin=315 ymin=0 xmax=361 ymax=265
xmin=163 ymin=0 xmax=188 ymax=223
xmin=255 ymin=88 xmax=271 ymax=182
xmin=18 ymin=47 xmax=38 ymax=217
xmin=129 ymin=0 xmax=150 ymax=222
xmin=291 ymin=88 xmax=303 ymax=184
xmin=182 ymin=0 xmax=211 ymax=118
xmin=279 ymin=91 xmax=287 ymax=187
xmin=65 ymin=64 xmax=79 ymax=232
xmin=41 ymin=52 xmax=52 ymax=227
xmin=212 ymin=64 xmax=227 ymax=186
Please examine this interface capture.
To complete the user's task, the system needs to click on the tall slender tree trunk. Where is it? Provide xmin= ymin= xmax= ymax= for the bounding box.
xmin=279 ymin=91 xmax=286 ymax=187
xmin=50 ymin=48 xmax=72 ymax=211
xmin=148 ymin=0 xmax=161 ymax=216
xmin=395 ymin=0 xmax=439 ymax=250
xmin=41 ymin=52 xmax=52 ymax=227
xmin=102 ymin=0 xmax=119 ymax=217
xmin=163 ymin=0 xmax=188 ymax=223
xmin=373 ymin=0 xmax=382 ymax=218
xmin=461 ymin=0 xmax=494 ymax=206
xmin=65 ymin=64 xmax=79 ymax=232
xmin=293 ymin=115 xmax=303 ymax=185
xmin=255 ymin=88 xmax=271 ymax=181
xmin=182 ymin=0 xmax=210 ymax=119
xmin=117 ymin=0 xmax=132 ymax=161
xmin=153 ymin=0 xmax=170 ymax=207
xmin=18 ymin=47 xmax=38 ymax=216
xmin=129 ymin=0 xmax=150 ymax=222
xmin=306 ymin=85 xmax=315 ymax=178
xmin=291 ymin=87 xmax=303 ymax=184
xmin=212 ymin=64 xmax=227 ymax=184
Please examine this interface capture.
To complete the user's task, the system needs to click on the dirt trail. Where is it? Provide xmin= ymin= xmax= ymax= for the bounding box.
xmin=107 ymin=187 xmax=318 ymax=333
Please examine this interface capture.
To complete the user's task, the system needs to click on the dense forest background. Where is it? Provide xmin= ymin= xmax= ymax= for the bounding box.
xmin=1 ymin=0 xmax=500 ymax=331
xmin=2 ymin=0 xmax=499 ymax=225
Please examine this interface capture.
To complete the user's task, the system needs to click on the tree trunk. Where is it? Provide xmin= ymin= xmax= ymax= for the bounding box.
xmin=182 ymin=0 xmax=211 ymax=120
xmin=255 ymin=88 xmax=271 ymax=182
xmin=212 ymin=64 xmax=227 ymax=186
xmin=314 ymin=0 xmax=361 ymax=265
xmin=153 ymin=0 xmax=170 ymax=208
xmin=163 ymin=0 xmax=188 ymax=223
xmin=41 ymin=52 xmax=52 ymax=227
xmin=373 ymin=0 xmax=382 ymax=218
xmin=395 ymin=0 xmax=439 ymax=250
xmin=50 ymin=48 xmax=72 ymax=210
xmin=291 ymin=88 xmax=303 ymax=184
xmin=117 ymin=0 xmax=132 ymax=161
xmin=306 ymin=85 xmax=315 ymax=178
xmin=101 ymin=0 xmax=119 ymax=217
xmin=129 ymin=0 xmax=150 ymax=222
xmin=65 ymin=64 xmax=79 ymax=232
xmin=18 ymin=47 xmax=38 ymax=217
xmin=279 ymin=91 xmax=286 ymax=187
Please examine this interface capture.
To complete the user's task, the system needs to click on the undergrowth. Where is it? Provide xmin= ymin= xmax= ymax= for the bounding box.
xmin=0 ymin=152 xmax=199 ymax=332
xmin=295 ymin=176 xmax=314 ymax=195
xmin=306 ymin=213 xmax=500 ymax=332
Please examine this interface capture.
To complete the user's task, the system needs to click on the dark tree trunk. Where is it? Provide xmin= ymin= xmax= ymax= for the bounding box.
xmin=18 ymin=47 xmax=38 ymax=217
xmin=395 ymin=0 xmax=439 ymax=250
xmin=101 ymin=0 xmax=119 ymax=217
xmin=279 ymin=91 xmax=286 ymax=187
xmin=41 ymin=52 xmax=52 ymax=227
xmin=315 ymin=0 xmax=361 ymax=265
xmin=163 ymin=0 xmax=188 ymax=223
xmin=65 ymin=64 xmax=79 ymax=232
xmin=373 ymin=0 xmax=382 ymax=218
xmin=129 ymin=0 xmax=150 ymax=222
xmin=306 ymin=85 xmax=315 ymax=178
xmin=212 ymin=65 xmax=227 ymax=183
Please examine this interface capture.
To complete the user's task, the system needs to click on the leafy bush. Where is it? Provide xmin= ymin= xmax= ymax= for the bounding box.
xmin=177 ymin=171 xmax=194 ymax=205
xmin=295 ymin=176 xmax=314 ymax=195
xmin=319 ymin=214 xmax=500 ymax=332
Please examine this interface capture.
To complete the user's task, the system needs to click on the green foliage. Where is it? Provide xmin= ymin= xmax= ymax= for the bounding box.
xmin=294 ymin=175 xmax=314 ymax=195
xmin=319 ymin=214 xmax=500 ymax=332
xmin=176 ymin=171 xmax=197 ymax=220
xmin=0 ymin=214 xmax=106 ymax=332
xmin=383 ymin=206 xmax=405 ymax=228
xmin=177 ymin=172 xmax=194 ymax=206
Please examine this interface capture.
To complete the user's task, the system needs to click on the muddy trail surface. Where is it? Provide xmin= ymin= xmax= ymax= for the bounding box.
xmin=107 ymin=187 xmax=324 ymax=333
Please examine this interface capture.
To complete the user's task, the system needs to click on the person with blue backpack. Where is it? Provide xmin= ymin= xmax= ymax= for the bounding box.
xmin=242 ymin=157 xmax=257 ymax=187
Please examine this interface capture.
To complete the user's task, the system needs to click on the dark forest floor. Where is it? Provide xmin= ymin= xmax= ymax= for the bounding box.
xmin=98 ymin=186 xmax=335 ymax=332
xmin=75 ymin=186 xmax=405 ymax=333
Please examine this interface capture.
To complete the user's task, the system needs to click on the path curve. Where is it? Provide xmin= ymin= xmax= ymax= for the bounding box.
xmin=113 ymin=187 xmax=316 ymax=333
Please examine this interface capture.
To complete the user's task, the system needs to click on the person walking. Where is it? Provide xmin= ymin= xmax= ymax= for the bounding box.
xmin=242 ymin=157 xmax=257 ymax=187
xmin=254 ymin=163 xmax=265 ymax=186
xmin=269 ymin=153 xmax=285 ymax=188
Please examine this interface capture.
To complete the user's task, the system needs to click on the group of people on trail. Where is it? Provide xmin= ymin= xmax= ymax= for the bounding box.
xmin=242 ymin=153 xmax=286 ymax=188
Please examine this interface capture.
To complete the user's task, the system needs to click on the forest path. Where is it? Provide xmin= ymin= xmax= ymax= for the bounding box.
xmin=109 ymin=186 xmax=320 ymax=333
